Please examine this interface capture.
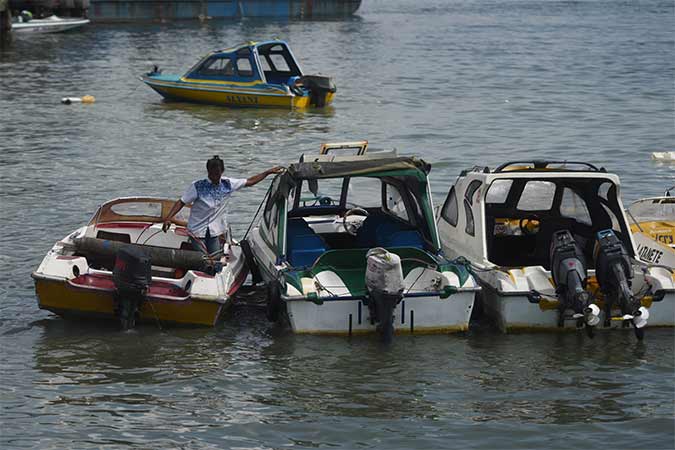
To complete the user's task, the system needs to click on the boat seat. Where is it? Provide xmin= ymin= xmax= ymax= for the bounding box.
xmin=380 ymin=230 xmax=424 ymax=248
xmin=286 ymin=218 xmax=328 ymax=267
xmin=287 ymin=234 xmax=327 ymax=267
xmin=357 ymin=214 xmax=424 ymax=249
xmin=356 ymin=214 xmax=390 ymax=247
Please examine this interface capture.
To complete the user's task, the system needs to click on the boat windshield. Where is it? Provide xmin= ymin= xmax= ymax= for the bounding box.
xmin=628 ymin=197 xmax=675 ymax=223
xmin=482 ymin=177 xmax=630 ymax=269
xmin=90 ymin=198 xmax=190 ymax=226
xmin=256 ymin=42 xmax=302 ymax=85
xmin=188 ymin=48 xmax=261 ymax=82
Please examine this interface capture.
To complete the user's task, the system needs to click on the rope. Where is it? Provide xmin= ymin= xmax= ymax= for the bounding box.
xmin=242 ymin=181 xmax=274 ymax=240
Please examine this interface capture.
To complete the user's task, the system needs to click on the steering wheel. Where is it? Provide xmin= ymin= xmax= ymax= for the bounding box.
xmin=519 ymin=215 xmax=541 ymax=236
xmin=343 ymin=207 xmax=370 ymax=235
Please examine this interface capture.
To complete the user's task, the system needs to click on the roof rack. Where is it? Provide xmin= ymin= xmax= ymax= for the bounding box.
xmin=319 ymin=140 xmax=369 ymax=156
xmin=300 ymin=150 xmax=397 ymax=163
xmin=493 ymin=160 xmax=604 ymax=173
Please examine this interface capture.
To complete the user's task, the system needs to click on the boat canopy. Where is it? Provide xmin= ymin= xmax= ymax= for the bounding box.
xmin=273 ymin=156 xmax=431 ymax=200
xmin=183 ymin=40 xmax=303 ymax=85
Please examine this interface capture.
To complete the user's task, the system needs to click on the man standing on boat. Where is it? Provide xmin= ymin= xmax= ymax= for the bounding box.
xmin=162 ymin=155 xmax=283 ymax=254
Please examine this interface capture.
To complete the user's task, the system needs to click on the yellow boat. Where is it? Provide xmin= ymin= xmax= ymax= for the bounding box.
xmin=627 ymin=187 xmax=675 ymax=268
xmin=32 ymin=197 xmax=249 ymax=328
xmin=141 ymin=40 xmax=336 ymax=109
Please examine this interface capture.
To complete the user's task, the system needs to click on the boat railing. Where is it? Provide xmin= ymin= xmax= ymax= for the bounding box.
xmin=493 ymin=160 xmax=604 ymax=173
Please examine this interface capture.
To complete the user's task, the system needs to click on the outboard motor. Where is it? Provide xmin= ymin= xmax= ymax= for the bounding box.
xmin=112 ymin=246 xmax=152 ymax=330
xmin=594 ymin=229 xmax=648 ymax=339
xmin=298 ymin=75 xmax=336 ymax=107
xmin=146 ymin=65 xmax=161 ymax=76
xmin=549 ymin=230 xmax=598 ymax=336
xmin=365 ymin=248 xmax=404 ymax=343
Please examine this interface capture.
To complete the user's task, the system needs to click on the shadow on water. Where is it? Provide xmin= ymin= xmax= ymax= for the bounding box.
xmin=459 ymin=328 xmax=666 ymax=425
xmin=143 ymin=100 xmax=335 ymax=127
xmin=30 ymin=317 xmax=233 ymax=386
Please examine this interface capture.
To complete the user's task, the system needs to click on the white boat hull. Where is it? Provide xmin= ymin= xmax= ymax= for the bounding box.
xmin=286 ymin=292 xmax=476 ymax=335
xmin=13 ymin=17 xmax=89 ymax=34
xmin=633 ymin=231 xmax=675 ymax=269
xmin=480 ymin=282 xmax=675 ymax=333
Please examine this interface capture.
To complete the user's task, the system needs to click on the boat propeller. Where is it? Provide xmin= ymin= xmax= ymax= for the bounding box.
xmin=594 ymin=229 xmax=646 ymax=340
xmin=550 ymin=230 xmax=598 ymax=336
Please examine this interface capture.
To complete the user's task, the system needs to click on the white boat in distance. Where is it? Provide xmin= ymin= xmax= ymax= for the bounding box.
xmin=12 ymin=15 xmax=90 ymax=34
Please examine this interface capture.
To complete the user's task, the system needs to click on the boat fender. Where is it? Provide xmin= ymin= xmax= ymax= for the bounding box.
xmin=240 ymin=239 xmax=262 ymax=284
xmin=266 ymin=281 xmax=283 ymax=322
xmin=61 ymin=95 xmax=95 ymax=105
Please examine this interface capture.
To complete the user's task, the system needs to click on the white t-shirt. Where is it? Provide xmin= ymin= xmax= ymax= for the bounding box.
xmin=181 ymin=177 xmax=247 ymax=238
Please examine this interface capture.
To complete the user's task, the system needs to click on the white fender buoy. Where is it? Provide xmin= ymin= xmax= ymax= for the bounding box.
xmin=61 ymin=95 xmax=95 ymax=105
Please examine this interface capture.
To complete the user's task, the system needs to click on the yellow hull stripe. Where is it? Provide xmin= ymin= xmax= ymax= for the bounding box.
xmin=180 ymin=77 xmax=266 ymax=87
xmin=35 ymin=279 xmax=223 ymax=326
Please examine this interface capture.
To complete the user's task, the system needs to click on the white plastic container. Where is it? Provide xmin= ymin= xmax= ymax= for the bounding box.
xmin=365 ymin=247 xmax=404 ymax=294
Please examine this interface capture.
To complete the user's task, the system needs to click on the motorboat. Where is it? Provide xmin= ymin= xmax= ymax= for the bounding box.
xmin=32 ymin=197 xmax=248 ymax=328
xmin=436 ymin=161 xmax=674 ymax=339
xmin=244 ymin=141 xmax=479 ymax=341
xmin=12 ymin=15 xmax=90 ymax=33
xmin=651 ymin=152 xmax=675 ymax=162
xmin=141 ymin=40 xmax=336 ymax=109
xmin=627 ymin=187 xmax=675 ymax=268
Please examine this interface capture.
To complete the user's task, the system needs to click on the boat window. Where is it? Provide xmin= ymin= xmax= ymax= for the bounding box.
xmin=269 ymin=54 xmax=291 ymax=72
xmin=486 ymin=180 xmax=513 ymax=204
xmin=598 ymin=182 xmax=612 ymax=201
xmin=600 ymin=203 xmax=622 ymax=232
xmin=384 ymin=183 xmax=409 ymax=221
xmin=110 ymin=202 xmax=162 ymax=218
xmin=197 ymin=57 xmax=234 ymax=76
xmin=517 ymin=181 xmax=556 ymax=211
xmin=464 ymin=199 xmax=475 ymax=236
xmin=300 ymin=178 xmax=343 ymax=207
xmin=263 ymin=199 xmax=280 ymax=249
xmin=440 ymin=186 xmax=458 ymax=227
xmin=465 ymin=180 xmax=482 ymax=205
xmin=407 ymin=189 xmax=424 ymax=221
xmin=236 ymin=57 xmax=253 ymax=77
xmin=630 ymin=198 xmax=675 ymax=222
xmin=346 ymin=177 xmax=382 ymax=208
xmin=560 ymin=188 xmax=592 ymax=225
xmin=258 ymin=56 xmax=272 ymax=72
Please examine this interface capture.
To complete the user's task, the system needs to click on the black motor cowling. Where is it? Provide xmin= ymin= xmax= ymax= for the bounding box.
xmin=594 ymin=229 xmax=646 ymax=338
xmin=112 ymin=246 xmax=151 ymax=330
xmin=550 ymin=230 xmax=596 ymax=331
xmin=368 ymin=290 xmax=402 ymax=343
xmin=299 ymin=75 xmax=336 ymax=107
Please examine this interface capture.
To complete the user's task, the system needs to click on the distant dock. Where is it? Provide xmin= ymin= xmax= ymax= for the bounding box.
xmin=7 ymin=0 xmax=361 ymax=22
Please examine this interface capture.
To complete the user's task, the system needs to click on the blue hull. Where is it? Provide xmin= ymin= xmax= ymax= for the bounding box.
xmin=89 ymin=0 xmax=361 ymax=22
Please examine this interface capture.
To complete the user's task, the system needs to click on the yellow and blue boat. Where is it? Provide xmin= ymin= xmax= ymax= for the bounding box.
xmin=141 ymin=40 xmax=336 ymax=109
